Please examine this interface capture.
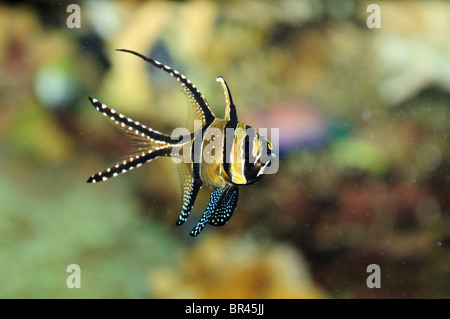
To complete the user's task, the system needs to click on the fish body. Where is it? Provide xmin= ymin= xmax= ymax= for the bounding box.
xmin=199 ymin=118 xmax=229 ymax=189
xmin=87 ymin=49 xmax=275 ymax=236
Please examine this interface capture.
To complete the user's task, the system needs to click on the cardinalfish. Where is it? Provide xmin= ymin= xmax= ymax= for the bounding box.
xmin=87 ymin=49 xmax=277 ymax=236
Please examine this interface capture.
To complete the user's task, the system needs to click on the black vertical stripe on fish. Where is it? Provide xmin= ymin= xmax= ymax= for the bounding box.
xmin=244 ymin=134 xmax=251 ymax=162
xmin=218 ymin=75 xmax=239 ymax=178
xmin=189 ymin=128 xmax=205 ymax=215
xmin=243 ymin=125 xmax=258 ymax=163
xmin=243 ymin=126 xmax=261 ymax=182
xmin=223 ymin=121 xmax=238 ymax=179
xmin=175 ymin=127 xmax=205 ymax=226
xmin=243 ymin=134 xmax=254 ymax=180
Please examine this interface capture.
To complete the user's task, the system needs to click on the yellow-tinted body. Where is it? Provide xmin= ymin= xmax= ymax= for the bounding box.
xmin=200 ymin=119 xmax=229 ymax=189
xmin=87 ymin=49 xmax=276 ymax=236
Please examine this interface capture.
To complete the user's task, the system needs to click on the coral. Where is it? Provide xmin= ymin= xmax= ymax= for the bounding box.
xmin=148 ymin=234 xmax=324 ymax=299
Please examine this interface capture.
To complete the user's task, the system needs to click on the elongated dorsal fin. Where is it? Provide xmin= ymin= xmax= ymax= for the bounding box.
xmin=216 ymin=76 xmax=237 ymax=124
xmin=116 ymin=49 xmax=216 ymax=129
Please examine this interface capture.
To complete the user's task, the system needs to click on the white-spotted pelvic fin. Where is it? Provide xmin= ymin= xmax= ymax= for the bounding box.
xmin=189 ymin=186 xmax=239 ymax=236
xmin=208 ymin=186 xmax=239 ymax=227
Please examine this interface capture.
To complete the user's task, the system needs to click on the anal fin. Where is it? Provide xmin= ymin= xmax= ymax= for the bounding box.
xmin=176 ymin=161 xmax=202 ymax=225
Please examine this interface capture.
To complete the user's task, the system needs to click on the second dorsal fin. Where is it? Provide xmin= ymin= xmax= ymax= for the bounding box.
xmin=216 ymin=76 xmax=237 ymax=124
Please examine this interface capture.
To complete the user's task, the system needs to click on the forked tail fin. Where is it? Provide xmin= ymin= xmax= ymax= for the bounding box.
xmin=87 ymin=97 xmax=182 ymax=183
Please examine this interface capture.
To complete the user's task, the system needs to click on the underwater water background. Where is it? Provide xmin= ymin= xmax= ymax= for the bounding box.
xmin=0 ymin=0 xmax=449 ymax=298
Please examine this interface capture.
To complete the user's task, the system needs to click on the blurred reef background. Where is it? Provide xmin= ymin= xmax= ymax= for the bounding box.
xmin=0 ymin=0 xmax=449 ymax=298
